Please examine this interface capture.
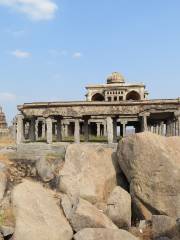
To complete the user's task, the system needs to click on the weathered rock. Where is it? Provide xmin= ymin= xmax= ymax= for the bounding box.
xmin=61 ymin=195 xmax=118 ymax=232
xmin=152 ymin=215 xmax=180 ymax=239
xmin=117 ymin=132 xmax=180 ymax=219
xmin=73 ymin=228 xmax=139 ymax=240
xmin=0 ymin=225 xmax=14 ymax=237
xmin=0 ymin=162 xmax=7 ymax=202
xmin=10 ymin=143 xmax=67 ymax=184
xmin=12 ymin=180 xmax=73 ymax=240
xmin=59 ymin=144 xmax=120 ymax=204
xmin=106 ymin=186 xmax=131 ymax=228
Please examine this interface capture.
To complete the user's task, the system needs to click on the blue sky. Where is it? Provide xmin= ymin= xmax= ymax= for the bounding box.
xmin=0 ymin=0 xmax=180 ymax=123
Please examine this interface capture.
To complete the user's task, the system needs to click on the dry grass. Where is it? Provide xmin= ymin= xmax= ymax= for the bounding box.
xmin=130 ymin=227 xmax=153 ymax=240
xmin=0 ymin=136 xmax=15 ymax=147
xmin=0 ymin=206 xmax=15 ymax=227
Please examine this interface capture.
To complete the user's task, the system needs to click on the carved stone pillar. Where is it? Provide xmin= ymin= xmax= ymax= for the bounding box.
xmin=160 ymin=121 xmax=164 ymax=136
xmin=106 ymin=116 xmax=113 ymax=144
xmin=84 ymin=118 xmax=89 ymax=142
xmin=16 ymin=114 xmax=24 ymax=144
xmin=46 ymin=117 xmax=53 ymax=144
xmin=113 ymin=118 xmax=117 ymax=143
xmin=120 ymin=120 xmax=127 ymax=138
xmin=42 ymin=120 xmax=46 ymax=139
xmin=64 ymin=124 xmax=68 ymax=137
xmin=178 ymin=117 xmax=180 ymax=136
xmin=140 ymin=114 xmax=149 ymax=132
xmin=74 ymin=119 xmax=80 ymax=143
xmin=96 ymin=123 xmax=101 ymax=137
xmin=57 ymin=118 xmax=62 ymax=142
xmin=29 ymin=117 xmax=36 ymax=142
xmin=35 ymin=119 xmax=39 ymax=140
xmin=103 ymin=121 xmax=107 ymax=137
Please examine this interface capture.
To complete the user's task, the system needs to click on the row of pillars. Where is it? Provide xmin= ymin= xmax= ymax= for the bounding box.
xmin=141 ymin=114 xmax=180 ymax=136
xmin=16 ymin=115 xmax=128 ymax=144
xmin=16 ymin=114 xmax=180 ymax=145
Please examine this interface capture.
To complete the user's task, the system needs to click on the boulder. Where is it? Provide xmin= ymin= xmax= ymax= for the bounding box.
xmin=12 ymin=180 xmax=73 ymax=240
xmin=0 ymin=162 xmax=7 ymax=201
xmin=61 ymin=195 xmax=118 ymax=232
xmin=152 ymin=215 xmax=180 ymax=239
xmin=106 ymin=186 xmax=131 ymax=228
xmin=59 ymin=144 xmax=120 ymax=204
xmin=73 ymin=228 xmax=139 ymax=240
xmin=117 ymin=132 xmax=180 ymax=219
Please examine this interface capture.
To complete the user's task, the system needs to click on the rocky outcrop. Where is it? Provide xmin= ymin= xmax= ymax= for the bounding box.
xmin=59 ymin=144 xmax=120 ymax=204
xmin=61 ymin=195 xmax=118 ymax=232
xmin=117 ymin=132 xmax=180 ymax=219
xmin=106 ymin=186 xmax=131 ymax=228
xmin=12 ymin=180 xmax=73 ymax=240
xmin=73 ymin=228 xmax=139 ymax=240
xmin=152 ymin=215 xmax=180 ymax=239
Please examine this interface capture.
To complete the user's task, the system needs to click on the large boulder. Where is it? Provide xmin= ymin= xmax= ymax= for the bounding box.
xmin=73 ymin=228 xmax=139 ymax=240
xmin=106 ymin=186 xmax=131 ymax=228
xmin=12 ymin=180 xmax=73 ymax=240
xmin=152 ymin=215 xmax=180 ymax=239
xmin=117 ymin=132 xmax=180 ymax=219
xmin=59 ymin=144 xmax=120 ymax=204
xmin=61 ymin=195 xmax=118 ymax=232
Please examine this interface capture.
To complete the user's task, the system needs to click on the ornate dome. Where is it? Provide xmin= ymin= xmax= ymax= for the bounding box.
xmin=107 ymin=72 xmax=125 ymax=84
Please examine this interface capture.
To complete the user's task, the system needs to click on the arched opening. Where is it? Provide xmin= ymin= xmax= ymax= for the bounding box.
xmin=126 ymin=91 xmax=141 ymax=101
xmin=91 ymin=93 xmax=105 ymax=101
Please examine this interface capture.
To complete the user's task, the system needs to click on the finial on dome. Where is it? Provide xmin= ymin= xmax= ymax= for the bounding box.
xmin=107 ymin=72 xmax=125 ymax=84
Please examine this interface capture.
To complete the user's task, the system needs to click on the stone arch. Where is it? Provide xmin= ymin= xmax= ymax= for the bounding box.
xmin=126 ymin=91 xmax=141 ymax=101
xmin=91 ymin=93 xmax=105 ymax=101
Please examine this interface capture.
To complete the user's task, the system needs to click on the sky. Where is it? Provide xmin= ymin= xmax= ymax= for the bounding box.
xmin=0 ymin=0 xmax=180 ymax=124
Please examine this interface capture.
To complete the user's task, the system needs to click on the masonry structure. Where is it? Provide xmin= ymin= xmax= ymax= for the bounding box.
xmin=16 ymin=72 xmax=180 ymax=144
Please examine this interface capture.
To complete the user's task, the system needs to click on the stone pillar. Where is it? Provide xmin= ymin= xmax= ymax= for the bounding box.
xmin=113 ymin=118 xmax=117 ymax=143
xmin=42 ymin=121 xmax=46 ymax=139
xmin=29 ymin=117 xmax=36 ymax=142
xmin=35 ymin=119 xmax=39 ymax=140
xmin=120 ymin=120 xmax=127 ymax=138
xmin=74 ymin=119 xmax=80 ymax=143
xmin=96 ymin=123 xmax=101 ymax=137
xmin=141 ymin=114 xmax=148 ymax=132
xmin=166 ymin=120 xmax=171 ymax=137
xmin=16 ymin=114 xmax=24 ymax=144
xmin=64 ymin=124 xmax=68 ymax=137
xmin=103 ymin=122 xmax=107 ymax=136
xmin=106 ymin=116 xmax=113 ymax=144
xmin=57 ymin=118 xmax=62 ymax=142
xmin=84 ymin=118 xmax=89 ymax=142
xmin=46 ymin=117 xmax=53 ymax=144
xmin=178 ymin=117 xmax=180 ymax=136
xmin=160 ymin=122 xmax=164 ymax=136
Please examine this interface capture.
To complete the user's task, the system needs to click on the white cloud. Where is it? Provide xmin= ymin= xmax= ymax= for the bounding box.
xmin=72 ymin=52 xmax=83 ymax=59
xmin=11 ymin=49 xmax=31 ymax=58
xmin=0 ymin=92 xmax=17 ymax=102
xmin=0 ymin=0 xmax=58 ymax=21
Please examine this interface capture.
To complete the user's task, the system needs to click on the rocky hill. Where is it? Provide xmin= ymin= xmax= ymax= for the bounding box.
xmin=0 ymin=132 xmax=179 ymax=240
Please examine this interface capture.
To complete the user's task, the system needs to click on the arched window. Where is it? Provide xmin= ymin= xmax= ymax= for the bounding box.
xmin=91 ymin=93 xmax=105 ymax=101
xmin=126 ymin=91 xmax=141 ymax=101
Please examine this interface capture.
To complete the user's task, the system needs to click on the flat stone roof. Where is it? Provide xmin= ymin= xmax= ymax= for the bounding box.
xmin=18 ymin=98 xmax=180 ymax=110
xmin=85 ymin=83 xmax=146 ymax=88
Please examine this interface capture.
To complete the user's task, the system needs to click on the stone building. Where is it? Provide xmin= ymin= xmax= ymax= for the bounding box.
xmin=16 ymin=72 xmax=180 ymax=144
xmin=86 ymin=72 xmax=148 ymax=102
xmin=0 ymin=106 xmax=8 ymax=136
xmin=0 ymin=107 xmax=7 ymax=129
